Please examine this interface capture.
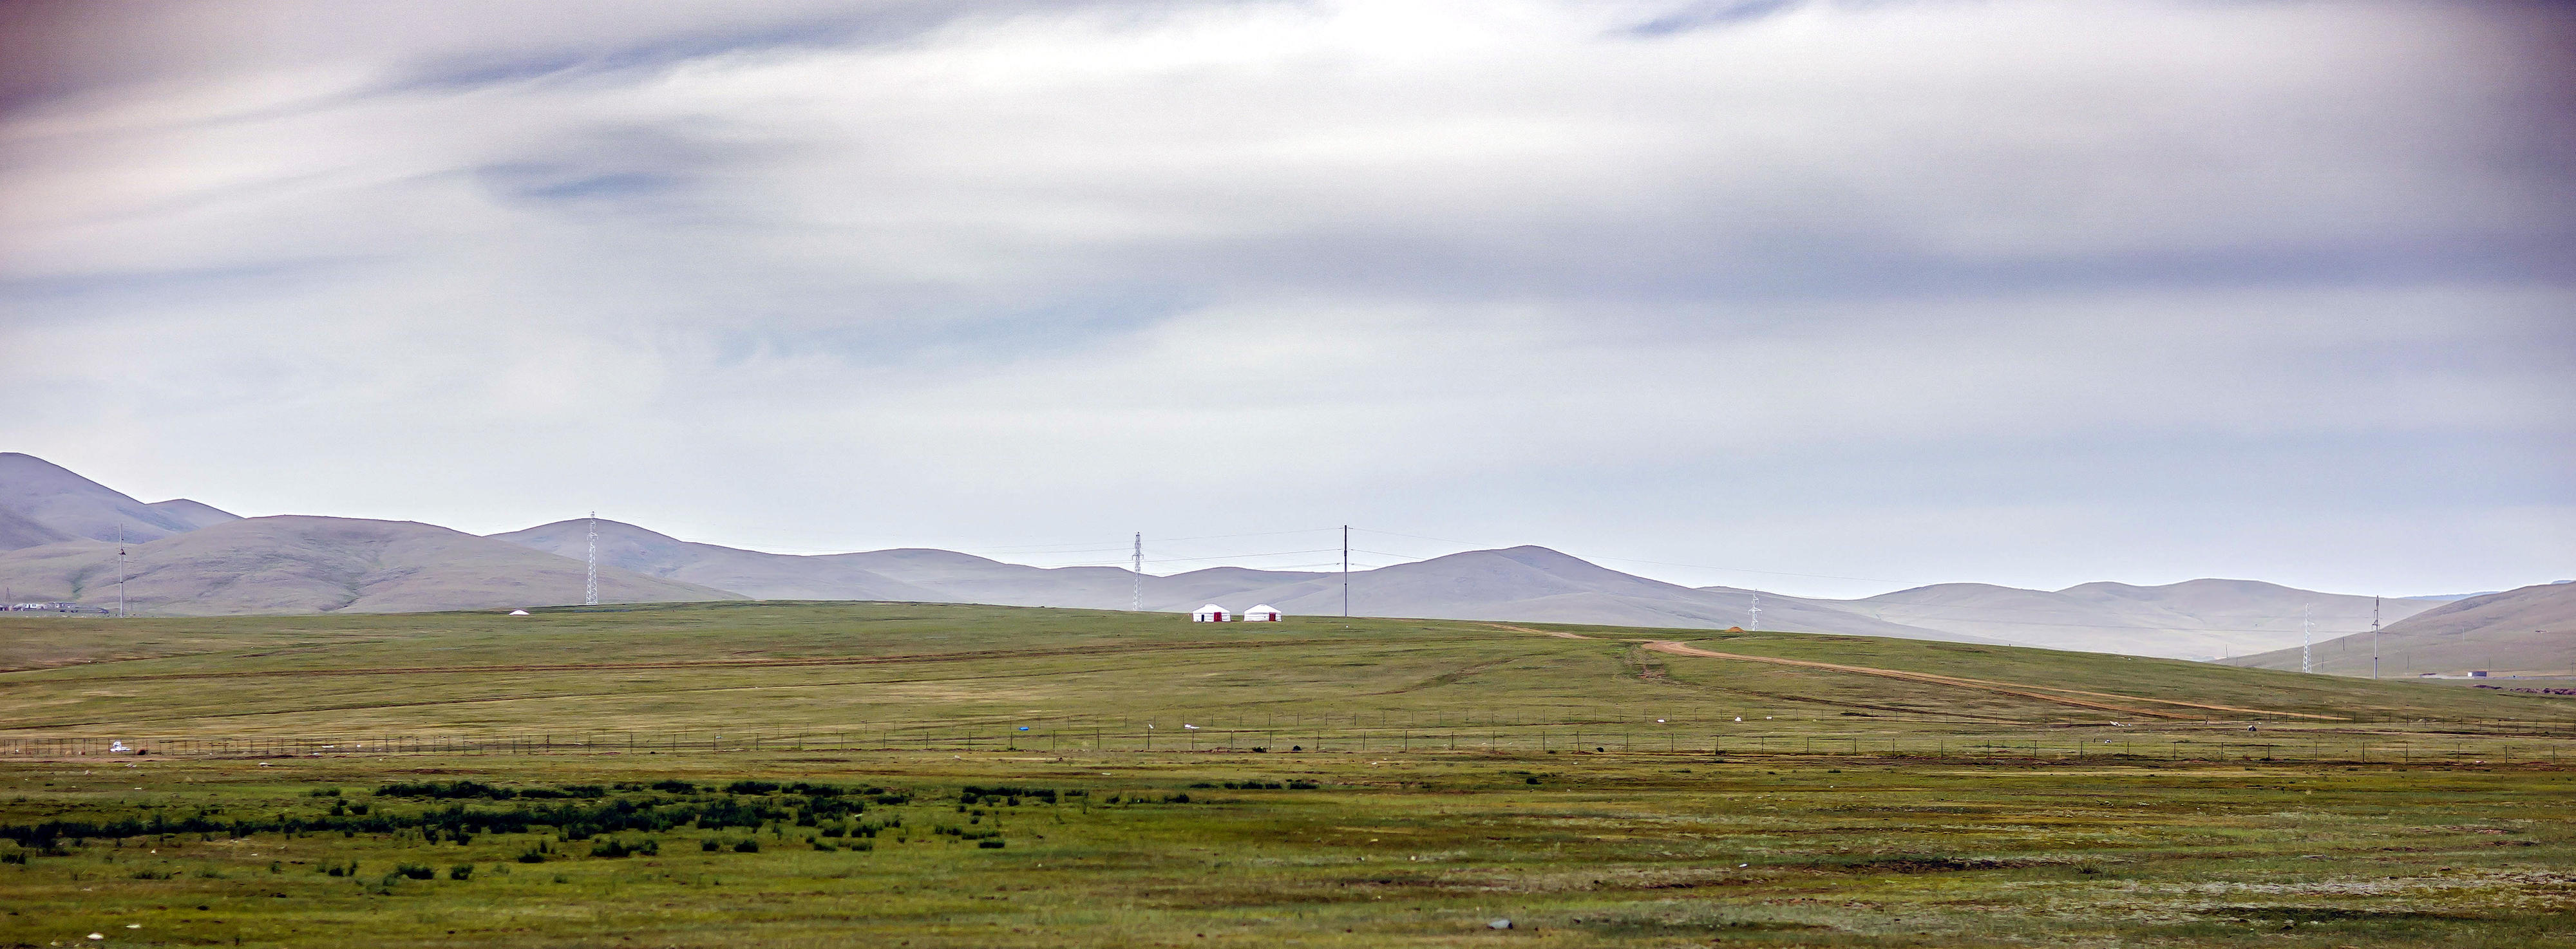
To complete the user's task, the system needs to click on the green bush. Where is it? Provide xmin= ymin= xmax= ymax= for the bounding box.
xmin=733 ymin=839 xmax=760 ymax=853
xmin=591 ymin=838 xmax=658 ymax=858
xmin=978 ymin=840 xmax=1005 ymax=849
xmin=448 ymin=864 xmax=474 ymax=881
xmin=395 ymin=864 xmax=436 ymax=880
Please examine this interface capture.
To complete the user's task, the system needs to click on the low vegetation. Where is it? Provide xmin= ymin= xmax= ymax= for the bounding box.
xmin=1 ymin=601 xmax=2570 ymax=945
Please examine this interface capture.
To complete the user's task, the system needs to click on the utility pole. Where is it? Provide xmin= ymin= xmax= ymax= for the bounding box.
xmin=1132 ymin=532 xmax=1142 ymax=611
xmin=116 ymin=521 xmax=128 ymax=619
xmin=2371 ymin=596 xmax=2381 ymax=680
xmin=1341 ymin=525 xmax=1350 ymax=618
xmin=583 ymin=512 xmax=599 ymax=606
xmin=2301 ymin=603 xmax=2312 ymax=674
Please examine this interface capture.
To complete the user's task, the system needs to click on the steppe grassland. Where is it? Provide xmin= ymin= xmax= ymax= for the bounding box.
xmin=0 ymin=602 xmax=2571 ymax=946
xmin=0 ymin=602 xmax=2559 ymax=748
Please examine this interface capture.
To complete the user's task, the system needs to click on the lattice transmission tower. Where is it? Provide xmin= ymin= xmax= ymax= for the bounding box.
xmin=584 ymin=512 xmax=599 ymax=606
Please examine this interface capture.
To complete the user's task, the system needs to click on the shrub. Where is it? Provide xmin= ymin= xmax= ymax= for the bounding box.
xmin=978 ymin=840 xmax=1005 ymax=849
xmin=724 ymin=781 xmax=781 ymax=796
xmin=811 ymin=840 xmax=836 ymax=851
xmin=515 ymin=849 xmax=547 ymax=864
xmin=591 ymin=838 xmax=658 ymax=858
xmin=395 ymin=864 xmax=436 ymax=880
xmin=701 ymin=839 xmax=721 ymax=852
xmin=650 ymin=780 xmax=697 ymax=793
xmin=733 ymin=839 xmax=760 ymax=853
xmin=448 ymin=864 xmax=474 ymax=881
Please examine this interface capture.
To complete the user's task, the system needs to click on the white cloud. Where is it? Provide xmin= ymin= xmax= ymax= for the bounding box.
xmin=1 ymin=0 xmax=2568 ymax=595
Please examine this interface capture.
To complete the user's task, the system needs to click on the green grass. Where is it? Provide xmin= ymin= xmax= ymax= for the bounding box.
xmin=3 ymin=601 xmax=2573 ymax=946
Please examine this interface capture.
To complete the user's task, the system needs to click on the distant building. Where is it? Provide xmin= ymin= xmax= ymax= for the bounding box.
xmin=2469 ymin=670 xmax=2489 ymax=678
xmin=1191 ymin=604 xmax=1231 ymax=623
xmin=1240 ymin=605 xmax=1282 ymax=622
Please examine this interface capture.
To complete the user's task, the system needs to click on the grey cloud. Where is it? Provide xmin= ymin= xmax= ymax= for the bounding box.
xmin=0 ymin=0 xmax=2568 ymax=598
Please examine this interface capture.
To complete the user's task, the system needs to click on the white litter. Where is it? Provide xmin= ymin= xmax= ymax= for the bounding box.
xmin=1488 ymin=919 xmax=1513 ymax=930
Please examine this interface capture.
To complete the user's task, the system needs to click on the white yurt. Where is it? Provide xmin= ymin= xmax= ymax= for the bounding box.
xmin=1240 ymin=605 xmax=1282 ymax=622
xmin=1191 ymin=604 xmax=1231 ymax=622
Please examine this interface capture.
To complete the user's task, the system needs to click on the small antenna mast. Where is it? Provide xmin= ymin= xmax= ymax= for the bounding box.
xmin=2301 ymin=603 xmax=2313 ymax=674
xmin=1132 ymin=532 xmax=1142 ymax=612
xmin=583 ymin=512 xmax=599 ymax=607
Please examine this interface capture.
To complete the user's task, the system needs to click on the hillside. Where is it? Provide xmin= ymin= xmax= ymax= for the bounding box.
xmin=0 ymin=453 xmax=238 ymax=550
xmin=493 ymin=519 xmax=947 ymax=602
xmin=0 ymin=516 xmax=740 ymax=615
xmin=1220 ymin=546 xmax=1988 ymax=641
xmin=491 ymin=524 xmax=1982 ymax=642
xmin=1824 ymin=578 xmax=2443 ymax=660
xmin=2229 ymin=581 xmax=2576 ymax=677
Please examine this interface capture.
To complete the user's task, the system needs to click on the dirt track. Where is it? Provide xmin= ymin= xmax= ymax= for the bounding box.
xmin=1640 ymin=641 xmax=2340 ymax=720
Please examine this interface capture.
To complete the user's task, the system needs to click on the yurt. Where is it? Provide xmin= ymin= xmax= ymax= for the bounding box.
xmin=1240 ymin=605 xmax=1282 ymax=622
xmin=1191 ymin=604 xmax=1231 ymax=622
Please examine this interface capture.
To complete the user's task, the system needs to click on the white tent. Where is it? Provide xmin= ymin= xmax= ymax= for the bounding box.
xmin=507 ymin=609 xmax=531 ymax=616
xmin=1191 ymin=604 xmax=1231 ymax=622
xmin=1240 ymin=605 xmax=1282 ymax=622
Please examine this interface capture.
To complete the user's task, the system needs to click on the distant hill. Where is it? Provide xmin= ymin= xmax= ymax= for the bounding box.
xmin=493 ymin=520 xmax=947 ymax=603
xmin=1815 ymin=579 xmax=2445 ymax=660
xmin=0 ymin=516 xmax=739 ymax=615
xmin=1216 ymin=546 xmax=1988 ymax=642
xmin=2227 ymin=581 xmax=2576 ymax=677
xmin=488 ymin=526 xmax=1985 ymax=643
xmin=0 ymin=453 xmax=238 ymax=550
xmin=0 ymin=453 xmax=2526 ymax=648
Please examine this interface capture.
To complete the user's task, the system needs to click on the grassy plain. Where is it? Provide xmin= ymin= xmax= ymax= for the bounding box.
xmin=3 ymin=601 xmax=2573 ymax=946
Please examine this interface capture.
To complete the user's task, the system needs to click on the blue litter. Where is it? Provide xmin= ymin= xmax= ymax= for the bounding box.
xmin=1017 ymin=727 xmax=1030 ymax=731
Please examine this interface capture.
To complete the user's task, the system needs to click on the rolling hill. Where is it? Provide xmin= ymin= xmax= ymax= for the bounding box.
xmin=0 ymin=453 xmax=239 ymax=550
xmin=491 ymin=520 xmax=947 ymax=603
xmin=0 ymin=454 xmax=2512 ymax=653
xmin=0 ymin=515 xmax=739 ymax=615
xmin=492 ymin=521 xmax=1984 ymax=642
xmin=1817 ymin=579 xmax=2445 ymax=660
xmin=2228 ymin=580 xmax=2576 ymax=677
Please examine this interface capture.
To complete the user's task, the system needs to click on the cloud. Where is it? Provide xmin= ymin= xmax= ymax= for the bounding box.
xmin=1 ymin=0 xmax=2569 ymax=596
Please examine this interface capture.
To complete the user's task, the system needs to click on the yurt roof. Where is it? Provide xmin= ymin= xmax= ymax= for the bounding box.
xmin=1245 ymin=605 xmax=1278 ymax=613
xmin=1194 ymin=603 xmax=1228 ymax=612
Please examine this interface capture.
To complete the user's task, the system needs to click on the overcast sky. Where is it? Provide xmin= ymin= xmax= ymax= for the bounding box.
xmin=1 ymin=0 xmax=2570 ymax=598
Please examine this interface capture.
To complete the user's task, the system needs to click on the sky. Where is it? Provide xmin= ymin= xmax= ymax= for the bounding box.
xmin=1 ymin=0 xmax=2570 ymax=599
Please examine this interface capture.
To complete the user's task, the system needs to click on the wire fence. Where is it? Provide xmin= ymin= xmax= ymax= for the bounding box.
xmin=5 ymin=721 xmax=2572 ymax=766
